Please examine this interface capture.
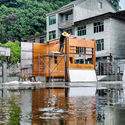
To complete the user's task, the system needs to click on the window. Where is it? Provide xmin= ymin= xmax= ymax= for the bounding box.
xmin=49 ymin=15 xmax=56 ymax=25
xmin=49 ymin=30 xmax=56 ymax=40
xmin=98 ymin=2 xmax=102 ymax=9
xmin=75 ymin=47 xmax=93 ymax=64
xmin=96 ymin=39 xmax=104 ymax=51
xmin=65 ymin=14 xmax=69 ymax=21
xmin=54 ymin=57 xmax=57 ymax=64
xmin=75 ymin=59 xmax=84 ymax=64
xmin=65 ymin=13 xmax=73 ymax=21
xmin=76 ymin=47 xmax=84 ymax=54
xmin=77 ymin=25 xmax=86 ymax=36
xmin=40 ymin=36 xmax=45 ymax=43
xmin=94 ymin=21 xmax=104 ymax=33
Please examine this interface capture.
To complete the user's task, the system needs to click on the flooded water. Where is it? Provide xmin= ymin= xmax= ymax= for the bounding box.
xmin=0 ymin=82 xmax=125 ymax=125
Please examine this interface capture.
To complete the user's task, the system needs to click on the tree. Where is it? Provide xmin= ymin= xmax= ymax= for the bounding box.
xmin=0 ymin=0 xmax=74 ymax=42
xmin=108 ymin=0 xmax=120 ymax=10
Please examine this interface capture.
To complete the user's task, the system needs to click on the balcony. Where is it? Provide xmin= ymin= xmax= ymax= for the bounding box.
xmin=59 ymin=19 xmax=74 ymax=29
xmin=58 ymin=12 xmax=74 ymax=29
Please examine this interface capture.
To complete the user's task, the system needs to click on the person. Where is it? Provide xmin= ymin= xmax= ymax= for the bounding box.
xmin=59 ymin=31 xmax=69 ymax=53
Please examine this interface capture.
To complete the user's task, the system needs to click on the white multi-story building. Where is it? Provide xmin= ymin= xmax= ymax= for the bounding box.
xmin=46 ymin=0 xmax=125 ymax=75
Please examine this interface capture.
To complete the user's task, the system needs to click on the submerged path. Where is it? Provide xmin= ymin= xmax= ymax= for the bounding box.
xmin=0 ymin=81 xmax=124 ymax=90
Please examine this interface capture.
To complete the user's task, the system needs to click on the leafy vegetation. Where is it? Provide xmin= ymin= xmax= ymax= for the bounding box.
xmin=0 ymin=0 xmax=74 ymax=42
xmin=8 ymin=97 xmax=21 ymax=125
xmin=108 ymin=0 xmax=120 ymax=10
xmin=0 ymin=41 xmax=21 ymax=64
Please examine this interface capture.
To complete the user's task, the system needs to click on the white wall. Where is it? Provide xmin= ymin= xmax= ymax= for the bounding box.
xmin=21 ymin=42 xmax=33 ymax=69
xmin=74 ymin=0 xmax=115 ymax=22
xmin=74 ymin=17 xmax=125 ymax=59
xmin=46 ymin=14 xmax=59 ymax=41
xmin=110 ymin=18 xmax=125 ymax=59
xmin=74 ymin=18 xmax=112 ymax=57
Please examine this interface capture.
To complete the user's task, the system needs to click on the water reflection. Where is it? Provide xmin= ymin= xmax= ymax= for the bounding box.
xmin=32 ymin=88 xmax=68 ymax=124
xmin=96 ymin=84 xmax=125 ymax=125
xmin=32 ymin=87 xmax=96 ymax=125
xmin=20 ymin=90 xmax=32 ymax=125
xmin=0 ymin=83 xmax=125 ymax=125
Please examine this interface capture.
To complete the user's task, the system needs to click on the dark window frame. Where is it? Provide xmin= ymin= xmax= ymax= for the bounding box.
xmin=77 ymin=25 xmax=86 ymax=36
xmin=96 ymin=39 xmax=104 ymax=51
xmin=76 ymin=47 xmax=84 ymax=54
xmin=94 ymin=21 xmax=104 ymax=33
xmin=49 ymin=15 xmax=56 ymax=25
xmin=49 ymin=30 xmax=56 ymax=40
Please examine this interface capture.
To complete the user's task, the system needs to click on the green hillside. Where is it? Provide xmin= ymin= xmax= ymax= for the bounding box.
xmin=0 ymin=0 xmax=74 ymax=42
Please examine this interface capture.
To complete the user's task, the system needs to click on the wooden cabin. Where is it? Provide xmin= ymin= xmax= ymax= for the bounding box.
xmin=32 ymin=36 xmax=96 ymax=82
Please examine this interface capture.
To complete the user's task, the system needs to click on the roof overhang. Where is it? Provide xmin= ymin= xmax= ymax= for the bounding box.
xmin=74 ymin=11 xmax=125 ymax=25
xmin=47 ymin=4 xmax=74 ymax=16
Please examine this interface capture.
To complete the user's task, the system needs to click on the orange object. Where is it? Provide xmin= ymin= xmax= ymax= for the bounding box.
xmin=32 ymin=37 xmax=96 ymax=81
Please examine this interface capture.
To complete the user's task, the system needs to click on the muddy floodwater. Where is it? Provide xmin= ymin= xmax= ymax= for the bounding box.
xmin=0 ymin=82 xmax=125 ymax=125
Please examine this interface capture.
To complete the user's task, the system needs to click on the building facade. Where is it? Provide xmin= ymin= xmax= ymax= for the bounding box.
xmin=46 ymin=0 xmax=125 ymax=75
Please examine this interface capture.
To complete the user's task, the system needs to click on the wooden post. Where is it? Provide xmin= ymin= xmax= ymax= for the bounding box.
xmin=64 ymin=37 xmax=69 ymax=82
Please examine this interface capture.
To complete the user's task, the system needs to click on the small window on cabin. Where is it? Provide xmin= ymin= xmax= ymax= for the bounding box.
xmin=70 ymin=57 xmax=73 ymax=64
xmin=75 ymin=59 xmax=84 ymax=64
xmin=76 ymin=47 xmax=84 ymax=54
xmin=98 ymin=2 xmax=102 ymax=9
xmin=54 ymin=57 xmax=57 ymax=64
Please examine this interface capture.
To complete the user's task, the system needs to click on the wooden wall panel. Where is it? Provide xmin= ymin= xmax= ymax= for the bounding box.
xmin=32 ymin=37 xmax=96 ymax=79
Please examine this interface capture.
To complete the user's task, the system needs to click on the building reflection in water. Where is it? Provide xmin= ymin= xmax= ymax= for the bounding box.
xmin=96 ymin=85 xmax=125 ymax=125
xmin=32 ymin=87 xmax=96 ymax=125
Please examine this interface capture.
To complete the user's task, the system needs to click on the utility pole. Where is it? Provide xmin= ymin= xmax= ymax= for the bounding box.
xmin=0 ymin=47 xmax=10 ymax=83
xmin=2 ymin=62 xmax=7 ymax=83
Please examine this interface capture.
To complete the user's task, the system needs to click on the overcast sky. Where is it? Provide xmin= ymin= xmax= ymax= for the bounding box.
xmin=120 ymin=0 xmax=125 ymax=10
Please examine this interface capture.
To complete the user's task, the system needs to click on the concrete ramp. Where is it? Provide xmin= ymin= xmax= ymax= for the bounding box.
xmin=69 ymin=69 xmax=97 ymax=82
